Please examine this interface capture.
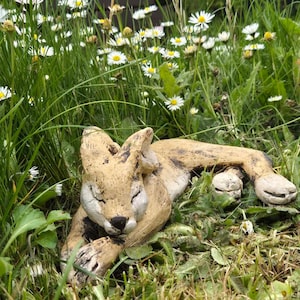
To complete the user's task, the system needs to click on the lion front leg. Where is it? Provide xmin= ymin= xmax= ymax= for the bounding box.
xmin=68 ymin=237 xmax=124 ymax=285
xmin=61 ymin=206 xmax=125 ymax=285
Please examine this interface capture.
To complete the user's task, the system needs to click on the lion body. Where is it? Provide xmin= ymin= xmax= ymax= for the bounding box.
xmin=61 ymin=127 xmax=297 ymax=285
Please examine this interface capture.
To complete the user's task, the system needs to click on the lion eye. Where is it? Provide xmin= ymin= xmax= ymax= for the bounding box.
xmin=131 ymin=190 xmax=141 ymax=203
xmin=89 ymin=185 xmax=106 ymax=203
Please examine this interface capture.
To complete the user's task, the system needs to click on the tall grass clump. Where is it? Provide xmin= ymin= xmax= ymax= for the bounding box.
xmin=0 ymin=0 xmax=299 ymax=298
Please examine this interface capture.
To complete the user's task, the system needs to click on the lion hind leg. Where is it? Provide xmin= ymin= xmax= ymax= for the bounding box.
xmin=255 ymin=174 xmax=297 ymax=205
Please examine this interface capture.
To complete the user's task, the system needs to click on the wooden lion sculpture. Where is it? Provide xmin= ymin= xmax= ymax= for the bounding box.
xmin=61 ymin=127 xmax=297 ymax=285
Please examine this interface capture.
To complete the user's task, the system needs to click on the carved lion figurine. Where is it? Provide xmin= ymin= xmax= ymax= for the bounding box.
xmin=61 ymin=127 xmax=297 ymax=285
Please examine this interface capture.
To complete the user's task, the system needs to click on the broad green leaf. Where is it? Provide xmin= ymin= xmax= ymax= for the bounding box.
xmin=159 ymin=63 xmax=181 ymax=97
xmin=175 ymin=253 xmax=210 ymax=278
xmin=0 ymin=257 xmax=13 ymax=277
xmin=211 ymin=247 xmax=229 ymax=266
xmin=36 ymin=230 xmax=57 ymax=249
xmin=2 ymin=205 xmax=46 ymax=255
xmin=280 ymin=17 xmax=300 ymax=35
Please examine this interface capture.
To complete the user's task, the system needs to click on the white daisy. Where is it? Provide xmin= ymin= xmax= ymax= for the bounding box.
xmin=132 ymin=9 xmax=146 ymax=20
xmin=38 ymin=46 xmax=55 ymax=56
xmin=166 ymin=62 xmax=179 ymax=71
xmin=146 ymin=27 xmax=165 ymax=39
xmin=66 ymin=10 xmax=87 ymax=19
xmin=107 ymin=51 xmax=127 ymax=65
xmin=161 ymin=21 xmax=174 ymax=27
xmin=15 ymin=0 xmax=44 ymax=4
xmin=188 ymin=11 xmax=215 ymax=30
xmin=55 ymin=183 xmax=63 ymax=196
xmin=240 ymin=220 xmax=254 ymax=235
xmin=245 ymin=32 xmax=260 ymax=41
xmin=28 ymin=166 xmax=39 ymax=181
xmin=217 ymin=31 xmax=230 ymax=42
xmin=165 ymin=96 xmax=184 ymax=111
xmin=202 ymin=37 xmax=215 ymax=50
xmin=107 ymin=33 xmax=130 ymax=47
xmin=244 ymin=43 xmax=265 ymax=51
xmin=242 ymin=23 xmax=259 ymax=35
xmin=160 ymin=48 xmax=180 ymax=59
xmin=58 ymin=0 xmax=88 ymax=9
xmin=147 ymin=45 xmax=161 ymax=54
xmin=183 ymin=25 xmax=202 ymax=35
xmin=51 ymin=23 xmax=62 ymax=31
xmin=170 ymin=36 xmax=187 ymax=47
xmin=184 ymin=44 xmax=198 ymax=55
xmin=0 ymin=5 xmax=9 ymax=22
xmin=144 ymin=5 xmax=158 ymax=14
xmin=0 ymin=86 xmax=12 ymax=101
xmin=190 ymin=107 xmax=199 ymax=115
xmin=97 ymin=48 xmax=113 ymax=55
xmin=35 ymin=13 xmax=54 ymax=25
xmin=267 ymin=95 xmax=283 ymax=102
xmin=141 ymin=63 xmax=157 ymax=78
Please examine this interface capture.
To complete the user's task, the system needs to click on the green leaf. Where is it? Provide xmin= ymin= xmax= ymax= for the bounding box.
xmin=280 ymin=17 xmax=300 ymax=35
xmin=268 ymin=281 xmax=293 ymax=298
xmin=0 ymin=257 xmax=13 ymax=277
xmin=46 ymin=210 xmax=71 ymax=225
xmin=125 ymin=244 xmax=152 ymax=260
xmin=211 ymin=247 xmax=229 ymax=266
xmin=34 ymin=190 xmax=57 ymax=207
xmin=159 ymin=63 xmax=181 ymax=97
xmin=2 ymin=205 xmax=46 ymax=255
xmin=36 ymin=230 xmax=57 ymax=249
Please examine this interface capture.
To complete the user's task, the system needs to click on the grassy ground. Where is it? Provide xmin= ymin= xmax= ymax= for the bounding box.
xmin=0 ymin=0 xmax=299 ymax=299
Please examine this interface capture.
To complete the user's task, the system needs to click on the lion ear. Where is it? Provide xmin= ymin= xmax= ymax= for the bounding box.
xmin=116 ymin=127 xmax=159 ymax=174
xmin=80 ymin=126 xmax=120 ymax=174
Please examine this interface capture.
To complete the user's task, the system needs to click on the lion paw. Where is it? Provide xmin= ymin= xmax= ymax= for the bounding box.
xmin=255 ymin=174 xmax=297 ymax=205
xmin=212 ymin=171 xmax=243 ymax=199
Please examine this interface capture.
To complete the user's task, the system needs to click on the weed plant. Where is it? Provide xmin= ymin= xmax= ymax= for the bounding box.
xmin=0 ymin=0 xmax=299 ymax=299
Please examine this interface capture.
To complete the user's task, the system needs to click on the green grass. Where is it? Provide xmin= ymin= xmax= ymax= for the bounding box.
xmin=0 ymin=0 xmax=299 ymax=299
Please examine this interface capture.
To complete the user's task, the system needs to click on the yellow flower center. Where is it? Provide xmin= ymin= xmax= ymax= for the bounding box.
xmin=40 ymin=47 xmax=46 ymax=55
xmin=0 ymin=91 xmax=5 ymax=99
xmin=243 ymin=50 xmax=253 ymax=59
xmin=170 ymin=99 xmax=177 ymax=105
xmin=198 ymin=15 xmax=206 ymax=23
xmin=113 ymin=55 xmax=121 ymax=61
xmin=116 ymin=38 xmax=124 ymax=45
xmin=33 ymin=33 xmax=38 ymax=40
xmin=168 ymin=51 xmax=175 ymax=56
xmin=148 ymin=67 xmax=155 ymax=73
xmin=76 ymin=1 xmax=82 ymax=7
xmin=175 ymin=38 xmax=181 ymax=43
xmin=264 ymin=31 xmax=273 ymax=40
xmin=32 ymin=55 xmax=39 ymax=63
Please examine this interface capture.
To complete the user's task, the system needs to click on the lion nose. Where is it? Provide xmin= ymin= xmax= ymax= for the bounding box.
xmin=110 ymin=216 xmax=127 ymax=231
